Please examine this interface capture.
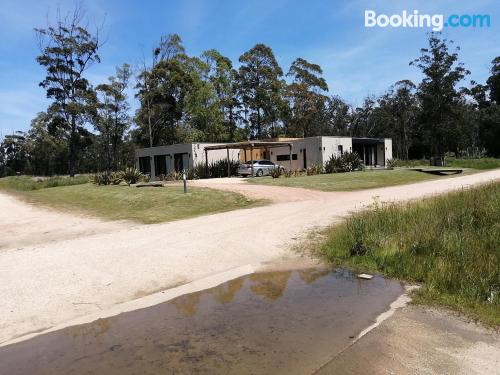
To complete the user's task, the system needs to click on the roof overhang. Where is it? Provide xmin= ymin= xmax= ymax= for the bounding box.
xmin=204 ymin=141 xmax=293 ymax=151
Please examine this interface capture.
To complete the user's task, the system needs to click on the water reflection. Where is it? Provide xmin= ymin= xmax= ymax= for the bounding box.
xmin=171 ymin=268 xmax=330 ymax=316
xmin=0 ymin=267 xmax=404 ymax=375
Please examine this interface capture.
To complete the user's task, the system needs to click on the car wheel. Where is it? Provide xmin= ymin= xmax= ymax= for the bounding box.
xmin=256 ymin=169 xmax=263 ymax=177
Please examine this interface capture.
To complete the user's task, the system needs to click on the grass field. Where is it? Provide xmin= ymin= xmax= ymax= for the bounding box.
xmin=393 ymin=157 xmax=500 ymax=170
xmin=317 ymin=183 xmax=500 ymax=326
xmin=0 ymin=177 xmax=266 ymax=223
xmin=0 ymin=175 xmax=89 ymax=190
xmin=247 ymin=168 xmax=476 ymax=191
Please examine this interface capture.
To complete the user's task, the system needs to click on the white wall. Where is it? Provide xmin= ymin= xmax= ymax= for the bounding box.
xmin=135 ymin=143 xmax=238 ymax=178
xmin=192 ymin=144 xmax=239 ymax=167
xmin=321 ymin=137 xmax=353 ymax=164
xmin=269 ymin=137 xmax=322 ymax=170
xmin=384 ymin=139 xmax=393 ymax=163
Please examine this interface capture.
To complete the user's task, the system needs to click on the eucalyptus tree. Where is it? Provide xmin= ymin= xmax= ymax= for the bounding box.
xmin=324 ymin=96 xmax=351 ymax=136
xmin=410 ymin=33 xmax=470 ymax=158
xmin=202 ymin=49 xmax=241 ymax=140
xmin=94 ymin=64 xmax=132 ymax=170
xmin=134 ymin=34 xmax=186 ymax=147
xmin=285 ymin=58 xmax=329 ymax=137
xmin=35 ymin=7 xmax=101 ymax=176
xmin=377 ymin=80 xmax=418 ymax=159
xmin=238 ymin=44 xmax=285 ymax=139
xmin=472 ymin=57 xmax=500 ymax=157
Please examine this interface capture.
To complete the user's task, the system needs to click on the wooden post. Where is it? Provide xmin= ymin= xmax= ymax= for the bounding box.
xmin=205 ymin=149 xmax=209 ymax=177
xmin=226 ymin=147 xmax=231 ymax=177
xmin=289 ymin=144 xmax=292 ymax=171
xmin=250 ymin=145 xmax=254 ymax=177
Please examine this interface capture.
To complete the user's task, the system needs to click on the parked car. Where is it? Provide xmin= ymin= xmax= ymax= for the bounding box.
xmin=238 ymin=160 xmax=285 ymax=177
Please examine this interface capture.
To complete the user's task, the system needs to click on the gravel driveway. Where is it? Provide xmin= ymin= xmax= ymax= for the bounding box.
xmin=0 ymin=169 xmax=499 ymax=345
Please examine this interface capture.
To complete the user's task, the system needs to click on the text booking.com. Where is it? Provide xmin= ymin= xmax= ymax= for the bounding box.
xmin=365 ymin=10 xmax=491 ymax=31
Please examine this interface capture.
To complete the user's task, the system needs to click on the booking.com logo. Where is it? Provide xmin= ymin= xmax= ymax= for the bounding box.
xmin=365 ymin=10 xmax=491 ymax=31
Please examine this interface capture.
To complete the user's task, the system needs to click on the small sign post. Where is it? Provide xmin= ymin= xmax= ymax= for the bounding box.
xmin=183 ymin=172 xmax=187 ymax=193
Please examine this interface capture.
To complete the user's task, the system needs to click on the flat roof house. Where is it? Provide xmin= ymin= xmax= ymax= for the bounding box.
xmin=135 ymin=142 xmax=240 ymax=178
xmin=266 ymin=136 xmax=392 ymax=170
xmin=135 ymin=136 xmax=392 ymax=179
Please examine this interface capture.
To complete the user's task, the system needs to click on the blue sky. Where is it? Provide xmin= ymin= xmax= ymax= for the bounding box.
xmin=0 ymin=0 xmax=498 ymax=135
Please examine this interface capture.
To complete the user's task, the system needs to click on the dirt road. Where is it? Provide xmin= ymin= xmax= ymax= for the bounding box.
xmin=315 ymin=305 xmax=500 ymax=375
xmin=0 ymin=169 xmax=499 ymax=345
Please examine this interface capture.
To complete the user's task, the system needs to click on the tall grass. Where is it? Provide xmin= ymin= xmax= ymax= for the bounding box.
xmin=0 ymin=175 xmax=89 ymax=191
xmin=446 ymin=157 xmax=500 ymax=170
xmin=391 ymin=157 xmax=500 ymax=169
xmin=320 ymin=183 xmax=500 ymax=326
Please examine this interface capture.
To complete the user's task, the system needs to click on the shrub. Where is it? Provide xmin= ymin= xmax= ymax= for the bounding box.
xmin=192 ymin=160 xmax=239 ymax=179
xmin=269 ymin=167 xmax=283 ymax=179
xmin=110 ymin=172 xmax=123 ymax=185
xmin=386 ymin=158 xmax=397 ymax=170
xmin=121 ymin=167 xmax=146 ymax=185
xmin=91 ymin=171 xmax=113 ymax=186
xmin=306 ymin=164 xmax=323 ymax=176
xmin=324 ymin=152 xmax=363 ymax=173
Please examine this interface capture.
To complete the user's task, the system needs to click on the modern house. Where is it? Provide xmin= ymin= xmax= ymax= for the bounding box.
xmin=135 ymin=136 xmax=392 ymax=178
xmin=266 ymin=136 xmax=392 ymax=170
xmin=135 ymin=143 xmax=239 ymax=178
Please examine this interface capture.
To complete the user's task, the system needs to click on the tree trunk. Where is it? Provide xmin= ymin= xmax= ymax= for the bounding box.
xmin=69 ymin=116 xmax=76 ymax=177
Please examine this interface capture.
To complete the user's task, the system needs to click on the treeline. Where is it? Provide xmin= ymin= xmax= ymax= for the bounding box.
xmin=1 ymin=7 xmax=499 ymax=177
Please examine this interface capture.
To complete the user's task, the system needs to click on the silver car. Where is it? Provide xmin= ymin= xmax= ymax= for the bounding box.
xmin=238 ymin=160 xmax=284 ymax=177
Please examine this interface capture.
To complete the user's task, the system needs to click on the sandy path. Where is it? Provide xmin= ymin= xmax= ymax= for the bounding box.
xmin=188 ymin=177 xmax=334 ymax=202
xmin=0 ymin=193 xmax=132 ymax=251
xmin=0 ymin=169 xmax=499 ymax=344
xmin=315 ymin=305 xmax=500 ymax=375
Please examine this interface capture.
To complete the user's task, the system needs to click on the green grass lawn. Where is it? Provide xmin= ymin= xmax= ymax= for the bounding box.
xmin=247 ymin=168 xmax=477 ymax=192
xmin=393 ymin=157 xmax=500 ymax=169
xmin=0 ymin=177 xmax=266 ymax=224
xmin=317 ymin=182 xmax=500 ymax=326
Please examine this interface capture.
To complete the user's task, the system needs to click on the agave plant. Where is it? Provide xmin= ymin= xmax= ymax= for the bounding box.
xmin=120 ymin=167 xmax=146 ymax=186
xmin=91 ymin=171 xmax=112 ymax=185
xmin=324 ymin=152 xmax=364 ymax=173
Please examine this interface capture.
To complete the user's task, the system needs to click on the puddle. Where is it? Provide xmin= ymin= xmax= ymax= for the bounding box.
xmin=0 ymin=268 xmax=403 ymax=375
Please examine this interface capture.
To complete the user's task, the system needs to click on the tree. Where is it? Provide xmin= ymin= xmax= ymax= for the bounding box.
xmin=472 ymin=57 xmax=500 ymax=157
xmin=238 ymin=44 xmax=284 ymax=139
xmin=350 ymin=96 xmax=377 ymax=137
xmin=93 ymin=64 xmax=132 ymax=171
xmin=134 ymin=34 xmax=186 ymax=147
xmin=25 ymin=112 xmax=68 ymax=175
xmin=323 ymin=96 xmax=351 ymax=136
xmin=0 ymin=132 xmax=30 ymax=176
xmin=285 ymin=58 xmax=329 ymax=137
xmin=35 ymin=6 xmax=101 ymax=176
xmin=410 ymin=33 xmax=470 ymax=159
xmin=377 ymin=80 xmax=418 ymax=159
xmin=202 ymin=49 xmax=241 ymax=141
xmin=486 ymin=56 xmax=500 ymax=104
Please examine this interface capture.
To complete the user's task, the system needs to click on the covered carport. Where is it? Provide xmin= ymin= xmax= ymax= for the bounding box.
xmin=204 ymin=141 xmax=294 ymax=177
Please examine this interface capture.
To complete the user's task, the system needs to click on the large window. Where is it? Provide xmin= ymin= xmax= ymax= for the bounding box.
xmin=276 ymin=154 xmax=297 ymax=161
xmin=138 ymin=156 xmax=151 ymax=174
xmin=154 ymin=154 xmax=167 ymax=175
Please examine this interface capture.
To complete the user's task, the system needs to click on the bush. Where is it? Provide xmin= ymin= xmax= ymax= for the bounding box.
xmin=192 ymin=160 xmax=239 ymax=179
xmin=386 ymin=158 xmax=397 ymax=170
xmin=269 ymin=167 xmax=283 ymax=179
xmin=121 ymin=167 xmax=146 ymax=185
xmin=91 ymin=172 xmax=113 ymax=186
xmin=306 ymin=164 xmax=323 ymax=175
xmin=321 ymin=183 xmax=500 ymax=325
xmin=324 ymin=152 xmax=364 ymax=173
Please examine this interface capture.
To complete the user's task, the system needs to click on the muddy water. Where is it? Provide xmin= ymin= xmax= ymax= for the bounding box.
xmin=0 ymin=268 xmax=403 ymax=375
